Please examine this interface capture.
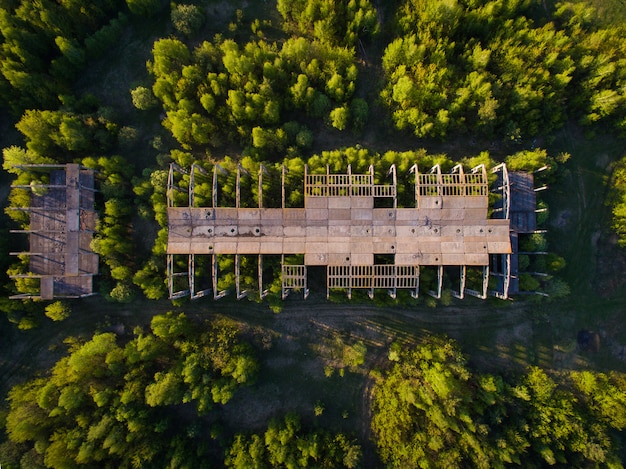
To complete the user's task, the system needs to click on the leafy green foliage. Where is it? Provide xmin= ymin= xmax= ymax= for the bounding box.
xmin=108 ymin=281 xmax=136 ymax=302
xmin=518 ymin=273 xmax=540 ymax=292
xmin=545 ymin=253 xmax=566 ymax=273
xmin=148 ymin=35 xmax=362 ymax=155
xmin=1 ymin=146 xmax=55 ymax=175
xmin=555 ymin=2 xmax=626 ymax=132
xmin=520 ymin=233 xmax=548 ymax=252
xmin=372 ymin=337 xmax=626 ymax=467
xmin=82 ymin=156 xmax=137 ymax=299
xmin=171 ymin=3 xmax=205 ymax=37
xmin=330 ymin=105 xmax=350 ymax=130
xmin=570 ymin=370 xmax=626 ymax=430
xmin=4 ymin=313 xmax=258 ymax=467
xmin=277 ymin=0 xmax=379 ymax=47
xmin=350 ymin=97 xmax=369 ymax=130
xmin=131 ymin=86 xmax=158 ymax=110
xmin=15 ymin=110 xmax=117 ymax=160
xmin=126 ymin=0 xmax=163 ymax=17
xmin=372 ymin=336 xmax=506 ymax=468
xmin=381 ymin=0 xmax=626 ymax=139
xmin=225 ymin=413 xmax=362 ymax=468
xmin=44 ymin=301 xmax=71 ymax=322
xmin=609 ymin=155 xmax=626 ymax=246
xmin=505 ymin=148 xmax=558 ymax=172
xmin=133 ymin=259 xmax=167 ymax=300
xmin=0 ymin=0 xmax=126 ymax=112
xmin=512 ymin=366 xmax=624 ymax=466
xmin=84 ymin=13 xmax=129 ymax=59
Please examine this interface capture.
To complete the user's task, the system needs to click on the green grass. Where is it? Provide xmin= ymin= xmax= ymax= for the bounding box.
xmin=546 ymin=125 xmax=622 ymax=293
xmin=538 ymin=122 xmax=626 ymax=371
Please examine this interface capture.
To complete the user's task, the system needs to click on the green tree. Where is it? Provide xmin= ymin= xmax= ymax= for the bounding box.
xmin=226 ymin=413 xmax=361 ymax=468
xmin=0 ymin=0 xmax=126 ymax=111
xmin=330 ymin=105 xmax=349 ymax=130
xmin=2 ymin=146 xmax=55 ymax=174
xmin=171 ymin=3 xmax=205 ymax=37
xmin=148 ymin=37 xmax=191 ymax=79
xmin=518 ymin=273 xmax=540 ymax=291
xmin=15 ymin=110 xmax=116 ymax=159
xmin=372 ymin=337 xmax=626 ymax=467
xmin=147 ymin=34 xmax=360 ymax=153
xmin=379 ymin=0 xmax=604 ymax=139
xmin=570 ymin=371 xmax=626 ymax=431
xmin=5 ymin=313 xmax=258 ymax=467
xmin=610 ymin=155 xmax=626 ymax=246
xmin=371 ymin=337 xmax=507 ymax=468
xmin=133 ymin=259 xmax=167 ymax=299
xmin=277 ymin=0 xmax=378 ymax=47
xmin=82 ymin=156 xmax=136 ymax=297
xmin=512 ymin=367 xmax=622 ymax=466
xmin=108 ymin=281 xmax=135 ymax=302
xmin=44 ymin=301 xmax=71 ymax=321
xmin=131 ymin=86 xmax=158 ymax=110
xmin=350 ymin=98 xmax=368 ymax=130
xmin=506 ymin=149 xmax=551 ymax=172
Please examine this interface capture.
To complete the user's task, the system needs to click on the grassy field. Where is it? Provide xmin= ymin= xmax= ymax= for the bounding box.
xmin=541 ymin=123 xmax=626 ymax=373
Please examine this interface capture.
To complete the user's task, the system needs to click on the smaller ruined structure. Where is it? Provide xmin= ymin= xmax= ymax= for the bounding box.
xmin=9 ymin=164 xmax=99 ymax=299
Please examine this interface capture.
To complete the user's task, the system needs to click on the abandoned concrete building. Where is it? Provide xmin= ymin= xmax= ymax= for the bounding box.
xmin=166 ymin=162 xmax=538 ymax=301
xmin=9 ymin=164 xmax=99 ymax=300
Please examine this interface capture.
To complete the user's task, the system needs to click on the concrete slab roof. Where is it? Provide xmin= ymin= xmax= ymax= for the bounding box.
xmin=167 ymin=192 xmax=511 ymax=265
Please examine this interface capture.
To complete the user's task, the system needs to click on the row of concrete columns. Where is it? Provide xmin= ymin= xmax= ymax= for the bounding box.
xmin=167 ymin=255 xmax=508 ymax=301
xmin=170 ymin=162 xmax=496 ymax=210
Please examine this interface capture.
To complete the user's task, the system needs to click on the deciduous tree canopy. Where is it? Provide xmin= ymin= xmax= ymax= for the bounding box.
xmin=3 ymin=312 xmax=258 ymax=468
xmin=148 ymin=35 xmax=363 ymax=156
xmin=0 ymin=0 xmax=127 ymax=112
xmin=226 ymin=413 xmax=362 ymax=468
xmin=381 ymin=0 xmax=626 ymax=139
xmin=277 ymin=0 xmax=379 ymax=47
xmin=372 ymin=337 xmax=626 ymax=468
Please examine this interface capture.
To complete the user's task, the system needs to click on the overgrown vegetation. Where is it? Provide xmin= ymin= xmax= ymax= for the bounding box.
xmin=381 ymin=0 xmax=626 ymax=140
xmin=373 ymin=337 xmax=626 ymax=467
xmin=0 ymin=0 xmax=625 ymax=467
xmin=226 ymin=413 xmax=362 ymax=468
xmin=610 ymin=156 xmax=626 ymax=246
xmin=146 ymin=35 xmax=364 ymax=157
xmin=1 ymin=312 xmax=258 ymax=467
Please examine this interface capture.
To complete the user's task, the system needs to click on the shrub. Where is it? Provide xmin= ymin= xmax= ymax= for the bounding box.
xmin=519 ymin=273 xmax=540 ymax=292
xmin=109 ymin=282 xmax=136 ymax=303
xmin=44 ymin=301 xmax=71 ymax=321
xmin=546 ymin=278 xmax=570 ymax=299
xmin=171 ymin=4 xmax=205 ymax=37
xmin=330 ymin=105 xmax=349 ymax=130
xmin=131 ymin=86 xmax=158 ymax=110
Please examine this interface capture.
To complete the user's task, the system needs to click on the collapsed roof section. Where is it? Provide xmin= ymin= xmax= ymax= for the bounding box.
xmin=9 ymin=164 xmax=98 ymax=300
